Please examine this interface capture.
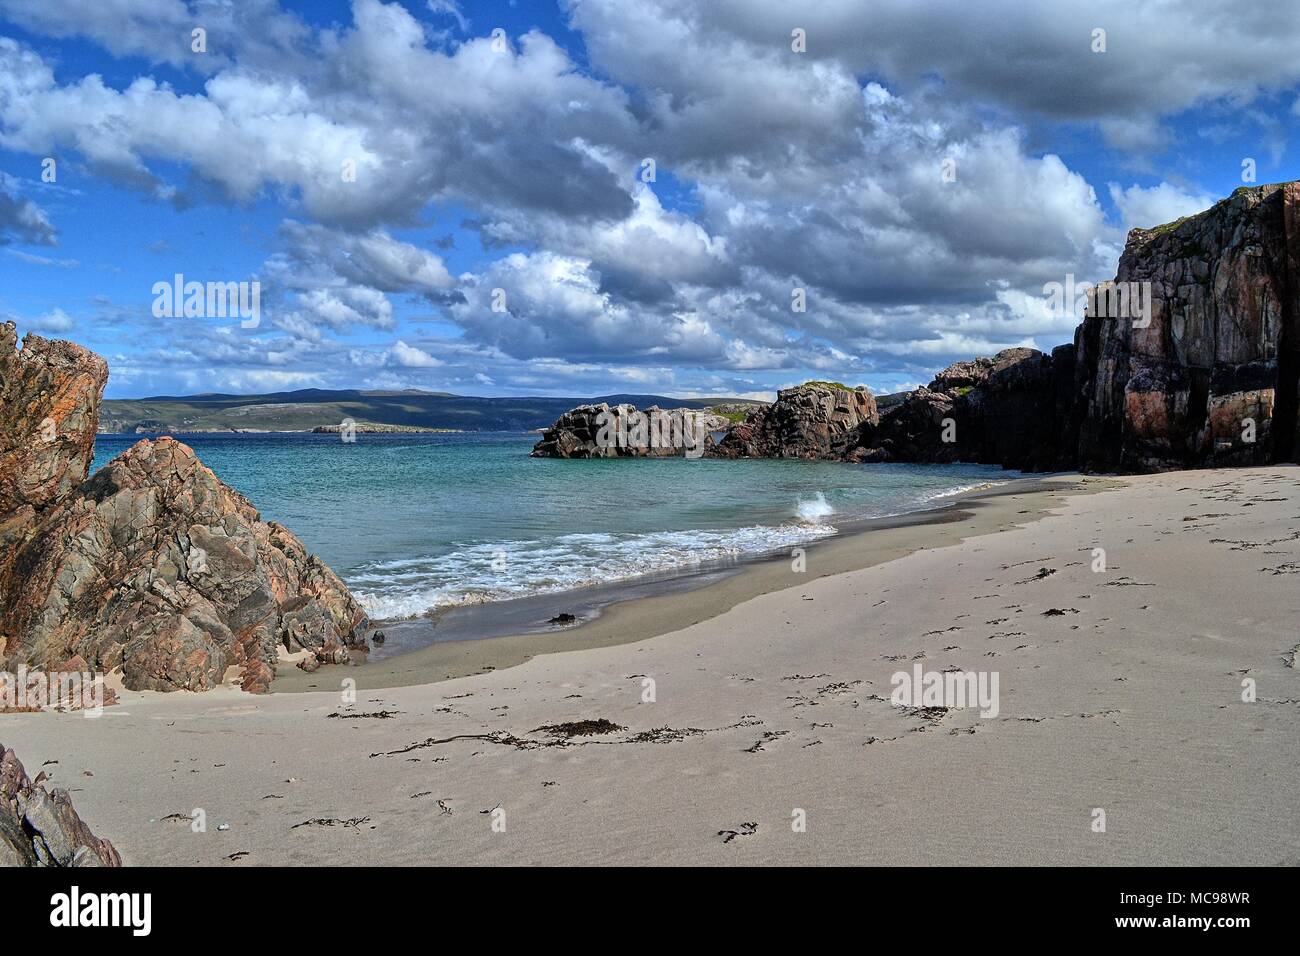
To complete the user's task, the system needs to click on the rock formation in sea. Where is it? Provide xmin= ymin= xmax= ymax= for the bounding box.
xmin=710 ymin=383 xmax=879 ymax=460
xmin=0 ymin=323 xmax=368 ymax=693
xmin=531 ymin=403 xmax=726 ymax=458
xmin=0 ymin=742 xmax=120 ymax=866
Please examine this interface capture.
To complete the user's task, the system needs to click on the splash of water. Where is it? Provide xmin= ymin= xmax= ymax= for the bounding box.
xmin=795 ymin=491 xmax=835 ymax=522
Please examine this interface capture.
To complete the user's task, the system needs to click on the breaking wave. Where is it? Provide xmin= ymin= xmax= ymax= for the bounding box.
xmin=351 ymin=521 xmax=838 ymax=619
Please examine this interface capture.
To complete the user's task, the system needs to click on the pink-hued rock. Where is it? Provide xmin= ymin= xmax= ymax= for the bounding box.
xmin=0 ymin=329 xmax=367 ymax=693
xmin=0 ymin=324 xmax=109 ymax=590
xmin=0 ymin=323 xmax=107 ymax=514
xmin=0 ymin=436 xmax=367 ymax=691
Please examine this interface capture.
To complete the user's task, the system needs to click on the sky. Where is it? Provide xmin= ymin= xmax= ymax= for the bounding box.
xmin=0 ymin=0 xmax=1297 ymax=401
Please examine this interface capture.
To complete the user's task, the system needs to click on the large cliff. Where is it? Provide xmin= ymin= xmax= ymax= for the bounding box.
xmin=847 ymin=181 xmax=1300 ymax=473
xmin=0 ymin=323 xmax=368 ymax=693
xmin=1070 ymin=181 xmax=1298 ymax=471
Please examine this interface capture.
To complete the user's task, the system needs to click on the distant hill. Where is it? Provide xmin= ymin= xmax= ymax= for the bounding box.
xmin=99 ymin=388 xmax=766 ymax=433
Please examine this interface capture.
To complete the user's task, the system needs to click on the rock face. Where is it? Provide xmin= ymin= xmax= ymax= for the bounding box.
xmin=1 ymin=742 xmax=120 ymax=867
xmin=847 ymin=385 xmax=959 ymax=465
xmin=0 ymin=326 xmax=108 ymax=581
xmin=711 ymin=383 xmax=878 ymax=460
xmin=0 ymin=324 xmax=367 ymax=692
xmin=1072 ymin=182 xmax=1300 ymax=471
xmin=849 ymin=348 xmax=1072 ymax=471
xmin=532 ymin=404 xmax=722 ymax=458
xmin=848 ymin=182 xmax=1300 ymax=473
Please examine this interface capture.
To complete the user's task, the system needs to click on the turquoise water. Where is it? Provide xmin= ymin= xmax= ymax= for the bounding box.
xmin=91 ymin=432 xmax=1015 ymax=620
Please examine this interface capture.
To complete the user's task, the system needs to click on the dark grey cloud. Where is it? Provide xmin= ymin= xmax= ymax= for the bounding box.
xmin=569 ymin=0 xmax=1300 ymax=142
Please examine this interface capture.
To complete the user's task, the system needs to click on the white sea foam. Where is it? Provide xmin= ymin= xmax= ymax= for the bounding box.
xmin=919 ymin=480 xmax=1004 ymax=502
xmin=795 ymin=491 xmax=835 ymax=522
xmin=351 ymin=521 xmax=838 ymax=620
xmin=350 ymin=478 xmax=1010 ymax=621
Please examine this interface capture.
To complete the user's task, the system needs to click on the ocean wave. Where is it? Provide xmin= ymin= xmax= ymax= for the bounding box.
xmin=351 ymin=521 xmax=838 ymax=620
xmin=918 ymin=480 xmax=1004 ymax=502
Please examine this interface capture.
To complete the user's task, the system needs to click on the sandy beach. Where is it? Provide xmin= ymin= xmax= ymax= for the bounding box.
xmin=4 ymin=466 xmax=1299 ymax=866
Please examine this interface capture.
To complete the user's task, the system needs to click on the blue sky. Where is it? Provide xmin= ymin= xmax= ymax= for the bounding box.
xmin=1 ymin=0 xmax=1297 ymax=400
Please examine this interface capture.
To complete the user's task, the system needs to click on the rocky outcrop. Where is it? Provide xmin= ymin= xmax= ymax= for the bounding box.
xmin=532 ymin=404 xmax=723 ymax=458
xmin=0 ymin=324 xmax=367 ymax=692
xmin=846 ymin=385 xmax=958 ymax=465
xmin=1 ymin=743 xmax=120 ymax=867
xmin=0 ymin=326 xmax=108 ymax=584
xmin=711 ymin=383 xmax=878 ymax=460
xmin=849 ymin=348 xmax=1072 ymax=471
xmin=1072 ymin=182 xmax=1300 ymax=471
xmin=847 ymin=181 xmax=1300 ymax=473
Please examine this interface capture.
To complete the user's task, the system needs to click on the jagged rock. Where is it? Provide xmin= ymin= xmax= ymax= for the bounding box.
xmin=236 ymin=658 xmax=273 ymax=694
xmin=279 ymin=595 xmax=342 ymax=655
xmin=851 ymin=348 xmax=1077 ymax=470
xmin=0 ymin=437 xmax=367 ymax=691
xmin=847 ymin=386 xmax=957 ymax=464
xmin=0 ymin=330 xmax=367 ymax=693
xmin=955 ymin=348 xmax=1073 ymax=471
xmin=928 ymin=357 xmax=997 ymax=392
xmin=0 ymin=324 xmax=107 ymax=515
xmin=532 ymin=403 xmax=720 ymax=458
xmin=850 ymin=182 xmax=1300 ymax=473
xmin=1073 ymin=181 xmax=1300 ymax=471
xmin=0 ymin=324 xmax=108 ymax=585
xmin=711 ymin=383 xmax=878 ymax=459
xmin=0 ymin=743 xmax=120 ymax=867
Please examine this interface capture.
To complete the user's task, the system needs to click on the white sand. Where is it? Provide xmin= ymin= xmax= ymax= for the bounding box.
xmin=4 ymin=467 xmax=1299 ymax=865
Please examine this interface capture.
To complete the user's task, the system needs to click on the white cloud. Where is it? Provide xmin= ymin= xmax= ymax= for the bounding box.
xmin=17 ymin=307 xmax=74 ymax=332
xmin=1107 ymin=181 xmax=1220 ymax=233
xmin=390 ymin=340 xmax=445 ymax=367
xmin=6 ymin=248 xmax=77 ymax=267
xmin=426 ymin=1 xmax=468 ymax=32
xmin=0 ymin=0 xmax=1259 ymax=395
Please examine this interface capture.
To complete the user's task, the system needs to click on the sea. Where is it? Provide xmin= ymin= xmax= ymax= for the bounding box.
xmin=91 ymin=432 xmax=1015 ymax=623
